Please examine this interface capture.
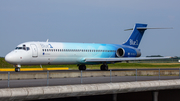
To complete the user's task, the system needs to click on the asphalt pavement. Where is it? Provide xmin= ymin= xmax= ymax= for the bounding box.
xmin=0 ymin=76 xmax=179 ymax=88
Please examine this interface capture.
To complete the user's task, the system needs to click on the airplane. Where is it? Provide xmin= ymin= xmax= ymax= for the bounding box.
xmin=5 ymin=23 xmax=170 ymax=72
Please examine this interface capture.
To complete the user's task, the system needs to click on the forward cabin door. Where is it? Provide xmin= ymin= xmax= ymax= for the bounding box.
xmin=31 ymin=44 xmax=38 ymax=57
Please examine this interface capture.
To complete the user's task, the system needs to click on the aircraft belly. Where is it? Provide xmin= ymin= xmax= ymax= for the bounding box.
xmin=50 ymin=57 xmax=79 ymax=65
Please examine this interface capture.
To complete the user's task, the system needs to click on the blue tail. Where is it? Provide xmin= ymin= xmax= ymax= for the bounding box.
xmin=123 ymin=23 xmax=147 ymax=48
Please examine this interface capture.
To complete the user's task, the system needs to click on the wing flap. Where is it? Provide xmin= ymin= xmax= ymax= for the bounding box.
xmin=85 ymin=57 xmax=171 ymax=62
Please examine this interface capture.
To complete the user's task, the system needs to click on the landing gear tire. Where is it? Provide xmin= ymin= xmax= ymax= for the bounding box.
xmin=15 ymin=67 xmax=20 ymax=72
xmin=79 ymin=65 xmax=86 ymax=70
xmin=100 ymin=64 xmax=108 ymax=71
xmin=100 ymin=65 xmax=104 ymax=70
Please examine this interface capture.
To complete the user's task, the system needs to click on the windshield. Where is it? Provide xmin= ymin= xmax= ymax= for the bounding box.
xmin=15 ymin=47 xmax=30 ymax=51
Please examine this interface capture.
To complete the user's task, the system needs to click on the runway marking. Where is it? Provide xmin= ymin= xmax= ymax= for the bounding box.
xmin=0 ymin=68 xmax=69 ymax=71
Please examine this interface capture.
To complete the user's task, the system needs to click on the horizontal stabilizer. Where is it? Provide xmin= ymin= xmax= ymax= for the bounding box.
xmin=137 ymin=27 xmax=173 ymax=30
xmin=125 ymin=27 xmax=173 ymax=31
xmin=124 ymin=28 xmax=133 ymax=31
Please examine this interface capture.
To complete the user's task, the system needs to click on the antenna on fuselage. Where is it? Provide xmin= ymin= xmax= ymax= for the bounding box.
xmin=46 ymin=39 xmax=49 ymax=42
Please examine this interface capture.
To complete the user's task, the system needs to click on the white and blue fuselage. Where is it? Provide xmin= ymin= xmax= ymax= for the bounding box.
xmin=5 ymin=42 xmax=140 ymax=65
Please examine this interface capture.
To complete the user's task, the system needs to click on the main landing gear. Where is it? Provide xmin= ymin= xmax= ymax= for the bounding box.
xmin=78 ymin=63 xmax=109 ymax=71
xmin=78 ymin=65 xmax=86 ymax=70
xmin=100 ymin=64 xmax=108 ymax=71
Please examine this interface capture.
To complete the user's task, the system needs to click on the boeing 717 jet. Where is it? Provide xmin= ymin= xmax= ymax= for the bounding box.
xmin=5 ymin=23 xmax=170 ymax=72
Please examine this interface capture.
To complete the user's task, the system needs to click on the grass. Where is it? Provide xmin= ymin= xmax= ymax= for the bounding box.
xmin=0 ymin=57 xmax=13 ymax=68
xmin=1 ymin=57 xmax=180 ymax=70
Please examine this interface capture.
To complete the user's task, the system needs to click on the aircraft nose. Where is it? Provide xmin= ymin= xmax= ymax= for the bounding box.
xmin=5 ymin=53 xmax=14 ymax=64
xmin=5 ymin=52 xmax=19 ymax=64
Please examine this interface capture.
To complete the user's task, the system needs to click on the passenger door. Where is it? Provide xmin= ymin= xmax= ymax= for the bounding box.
xmin=31 ymin=44 xmax=38 ymax=57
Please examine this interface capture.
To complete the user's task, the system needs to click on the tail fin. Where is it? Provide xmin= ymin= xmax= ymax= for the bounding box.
xmin=123 ymin=23 xmax=147 ymax=48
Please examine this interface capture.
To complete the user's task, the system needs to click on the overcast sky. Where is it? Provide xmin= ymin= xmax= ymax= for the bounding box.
xmin=0 ymin=0 xmax=180 ymax=57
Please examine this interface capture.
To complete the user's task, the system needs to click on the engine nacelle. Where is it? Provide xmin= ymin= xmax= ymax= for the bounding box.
xmin=116 ymin=48 xmax=125 ymax=57
xmin=116 ymin=48 xmax=141 ymax=57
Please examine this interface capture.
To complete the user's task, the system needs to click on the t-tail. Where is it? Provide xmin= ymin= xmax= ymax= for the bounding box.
xmin=123 ymin=23 xmax=147 ymax=48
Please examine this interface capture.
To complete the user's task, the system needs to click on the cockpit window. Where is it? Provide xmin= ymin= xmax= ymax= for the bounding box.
xmin=26 ymin=47 xmax=30 ymax=50
xmin=23 ymin=45 xmax=26 ymax=50
xmin=15 ymin=47 xmax=22 ymax=49
xmin=15 ymin=47 xmax=30 ymax=51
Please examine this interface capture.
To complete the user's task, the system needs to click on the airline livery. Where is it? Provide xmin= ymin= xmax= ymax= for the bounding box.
xmin=5 ymin=23 xmax=170 ymax=72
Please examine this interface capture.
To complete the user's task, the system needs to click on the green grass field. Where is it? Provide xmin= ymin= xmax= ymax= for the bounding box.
xmin=1 ymin=57 xmax=180 ymax=70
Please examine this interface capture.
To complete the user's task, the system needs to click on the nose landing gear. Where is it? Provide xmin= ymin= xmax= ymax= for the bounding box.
xmin=15 ymin=67 xmax=20 ymax=72
xmin=14 ymin=65 xmax=21 ymax=72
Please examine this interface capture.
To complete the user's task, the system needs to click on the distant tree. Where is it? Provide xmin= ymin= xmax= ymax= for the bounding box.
xmin=171 ymin=56 xmax=179 ymax=59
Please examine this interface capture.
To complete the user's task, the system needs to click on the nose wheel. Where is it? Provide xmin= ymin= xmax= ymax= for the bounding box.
xmin=15 ymin=67 xmax=20 ymax=72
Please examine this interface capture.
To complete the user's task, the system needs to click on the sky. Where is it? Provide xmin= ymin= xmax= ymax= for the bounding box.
xmin=0 ymin=0 xmax=180 ymax=57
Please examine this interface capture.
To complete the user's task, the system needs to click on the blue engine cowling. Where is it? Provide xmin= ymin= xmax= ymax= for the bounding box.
xmin=116 ymin=47 xmax=141 ymax=57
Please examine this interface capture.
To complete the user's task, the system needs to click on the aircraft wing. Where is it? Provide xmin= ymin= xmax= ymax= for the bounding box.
xmin=85 ymin=57 xmax=171 ymax=62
